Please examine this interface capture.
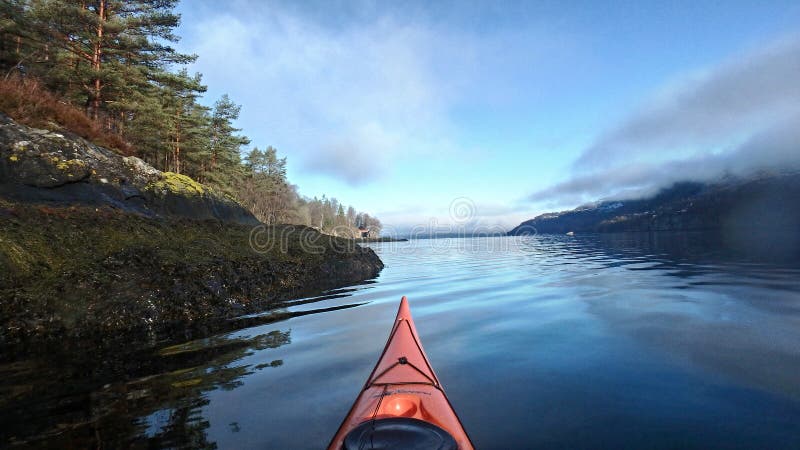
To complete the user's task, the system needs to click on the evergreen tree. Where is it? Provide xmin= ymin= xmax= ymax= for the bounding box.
xmin=0 ymin=2 xmax=384 ymax=233
xmin=6 ymin=0 xmax=195 ymax=120
xmin=0 ymin=0 xmax=48 ymax=77
xmin=201 ymin=94 xmax=249 ymax=190
xmin=159 ymin=69 xmax=208 ymax=174
xmin=244 ymin=146 xmax=286 ymax=186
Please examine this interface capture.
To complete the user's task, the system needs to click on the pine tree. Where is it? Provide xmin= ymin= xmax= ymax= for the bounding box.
xmin=201 ymin=94 xmax=249 ymax=191
xmin=2 ymin=0 xmax=195 ymax=125
xmin=0 ymin=2 xmax=386 ymax=232
xmin=159 ymin=69 xmax=208 ymax=174
xmin=0 ymin=0 xmax=48 ymax=77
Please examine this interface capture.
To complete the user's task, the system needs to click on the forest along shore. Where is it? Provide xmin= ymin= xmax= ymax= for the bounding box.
xmin=0 ymin=1 xmax=388 ymax=347
xmin=0 ymin=115 xmax=383 ymax=346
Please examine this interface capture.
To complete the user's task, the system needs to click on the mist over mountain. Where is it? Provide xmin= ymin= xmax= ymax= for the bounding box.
xmin=528 ymin=35 xmax=800 ymax=209
xmin=512 ymin=171 xmax=800 ymax=257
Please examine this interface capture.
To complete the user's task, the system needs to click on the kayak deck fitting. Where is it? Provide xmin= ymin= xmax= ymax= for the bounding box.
xmin=328 ymin=296 xmax=474 ymax=450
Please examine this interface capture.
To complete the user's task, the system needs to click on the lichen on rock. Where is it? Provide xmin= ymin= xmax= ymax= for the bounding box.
xmin=0 ymin=113 xmax=258 ymax=224
xmin=146 ymin=172 xmax=208 ymax=196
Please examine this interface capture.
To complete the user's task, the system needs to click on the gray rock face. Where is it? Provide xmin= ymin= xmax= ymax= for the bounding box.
xmin=0 ymin=113 xmax=258 ymax=224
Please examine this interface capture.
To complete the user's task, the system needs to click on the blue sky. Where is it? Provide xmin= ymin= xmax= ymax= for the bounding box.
xmin=174 ymin=0 xmax=800 ymax=231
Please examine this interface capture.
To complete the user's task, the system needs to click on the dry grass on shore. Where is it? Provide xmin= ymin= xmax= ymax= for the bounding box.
xmin=0 ymin=76 xmax=130 ymax=154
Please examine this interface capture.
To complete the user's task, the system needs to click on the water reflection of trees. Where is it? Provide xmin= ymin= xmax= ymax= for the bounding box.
xmin=132 ymin=330 xmax=291 ymax=449
xmin=2 ymin=329 xmax=291 ymax=449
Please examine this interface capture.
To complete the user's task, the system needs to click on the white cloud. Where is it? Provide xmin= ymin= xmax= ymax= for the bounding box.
xmin=530 ymin=115 xmax=800 ymax=205
xmin=181 ymin=8 xmax=469 ymax=185
xmin=530 ymin=34 xmax=800 ymax=206
xmin=179 ymin=2 xmax=567 ymax=186
xmin=574 ymin=35 xmax=800 ymax=170
xmin=377 ymin=200 xmax=533 ymax=234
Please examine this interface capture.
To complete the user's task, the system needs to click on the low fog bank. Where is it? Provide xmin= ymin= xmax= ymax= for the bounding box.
xmin=529 ymin=35 xmax=800 ymax=208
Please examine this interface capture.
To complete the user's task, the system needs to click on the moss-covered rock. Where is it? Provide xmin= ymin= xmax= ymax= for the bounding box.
xmin=0 ymin=202 xmax=383 ymax=344
xmin=0 ymin=115 xmax=384 ymax=345
xmin=146 ymin=172 xmax=207 ymax=195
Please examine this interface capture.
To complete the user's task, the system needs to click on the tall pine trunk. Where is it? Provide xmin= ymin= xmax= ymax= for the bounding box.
xmin=89 ymin=0 xmax=106 ymax=121
xmin=174 ymin=110 xmax=182 ymax=174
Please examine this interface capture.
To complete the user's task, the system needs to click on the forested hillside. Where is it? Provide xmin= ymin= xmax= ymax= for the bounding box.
xmin=509 ymin=172 xmax=800 ymax=236
xmin=0 ymin=0 xmax=380 ymax=236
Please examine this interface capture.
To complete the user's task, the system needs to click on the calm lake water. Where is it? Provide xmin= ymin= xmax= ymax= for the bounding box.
xmin=3 ymin=233 xmax=800 ymax=449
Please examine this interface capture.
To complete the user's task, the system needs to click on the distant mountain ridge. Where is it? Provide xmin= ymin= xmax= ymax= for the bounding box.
xmin=509 ymin=172 xmax=800 ymax=235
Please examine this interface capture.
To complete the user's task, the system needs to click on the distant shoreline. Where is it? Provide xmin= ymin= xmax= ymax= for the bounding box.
xmin=355 ymin=237 xmax=409 ymax=242
xmin=509 ymin=173 xmax=800 ymax=236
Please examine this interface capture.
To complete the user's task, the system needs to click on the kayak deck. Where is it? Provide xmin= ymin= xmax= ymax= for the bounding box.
xmin=328 ymin=296 xmax=474 ymax=450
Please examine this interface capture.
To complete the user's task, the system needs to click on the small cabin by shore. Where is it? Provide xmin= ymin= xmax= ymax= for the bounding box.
xmin=358 ymin=226 xmax=372 ymax=238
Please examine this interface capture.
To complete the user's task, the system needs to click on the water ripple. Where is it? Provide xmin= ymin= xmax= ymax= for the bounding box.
xmin=3 ymin=233 xmax=800 ymax=449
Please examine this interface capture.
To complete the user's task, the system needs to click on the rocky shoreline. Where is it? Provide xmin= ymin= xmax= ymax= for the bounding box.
xmin=0 ymin=116 xmax=384 ymax=345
